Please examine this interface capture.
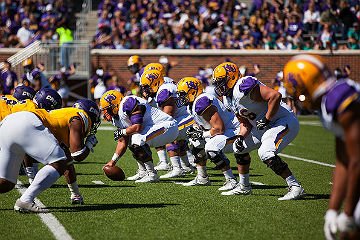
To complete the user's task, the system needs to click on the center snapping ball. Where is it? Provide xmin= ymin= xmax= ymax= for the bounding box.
xmin=103 ymin=165 xmax=125 ymax=181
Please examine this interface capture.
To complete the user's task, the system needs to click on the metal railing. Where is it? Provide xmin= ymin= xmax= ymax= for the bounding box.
xmin=74 ymin=0 xmax=92 ymax=40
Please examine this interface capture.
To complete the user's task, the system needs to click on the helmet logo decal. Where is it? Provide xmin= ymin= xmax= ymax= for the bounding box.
xmin=104 ymin=93 xmax=116 ymax=103
xmin=185 ymin=81 xmax=197 ymax=90
xmin=45 ymin=95 xmax=57 ymax=105
xmin=223 ymin=64 xmax=236 ymax=73
xmin=287 ymin=73 xmax=298 ymax=87
xmin=146 ymin=72 xmax=159 ymax=82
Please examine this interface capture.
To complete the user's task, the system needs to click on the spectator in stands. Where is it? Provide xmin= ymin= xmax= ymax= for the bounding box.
xmin=347 ymin=21 xmax=360 ymax=49
xmin=316 ymin=23 xmax=337 ymax=49
xmin=21 ymin=58 xmax=50 ymax=89
xmin=0 ymin=60 xmax=18 ymax=94
xmin=56 ymin=22 xmax=74 ymax=68
xmin=16 ymin=18 xmax=33 ymax=47
xmin=50 ymin=64 xmax=75 ymax=107
xmin=303 ymin=2 xmax=321 ymax=33
xmin=339 ymin=0 xmax=358 ymax=39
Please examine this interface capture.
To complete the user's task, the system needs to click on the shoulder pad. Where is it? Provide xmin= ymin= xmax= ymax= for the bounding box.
xmin=239 ymin=76 xmax=259 ymax=95
xmin=157 ymin=89 xmax=172 ymax=106
xmin=195 ymin=96 xmax=212 ymax=115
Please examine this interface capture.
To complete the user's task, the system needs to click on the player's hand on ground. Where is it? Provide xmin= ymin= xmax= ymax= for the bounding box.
xmin=324 ymin=209 xmax=338 ymax=240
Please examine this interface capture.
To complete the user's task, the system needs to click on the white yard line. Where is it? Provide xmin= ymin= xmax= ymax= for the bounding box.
xmin=92 ymin=180 xmax=105 ymax=185
xmin=98 ymin=126 xmax=116 ymax=131
xmin=278 ymin=153 xmax=335 ymax=168
xmin=16 ymin=180 xmax=74 ymax=240
xmin=250 ymin=181 xmax=265 ymax=186
xmin=299 ymin=121 xmax=322 ymax=126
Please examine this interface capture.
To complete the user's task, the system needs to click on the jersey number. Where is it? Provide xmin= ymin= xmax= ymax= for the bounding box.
xmin=239 ymin=109 xmax=257 ymax=120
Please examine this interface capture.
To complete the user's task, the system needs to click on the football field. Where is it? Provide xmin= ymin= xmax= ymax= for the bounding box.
xmin=0 ymin=116 xmax=335 ymax=240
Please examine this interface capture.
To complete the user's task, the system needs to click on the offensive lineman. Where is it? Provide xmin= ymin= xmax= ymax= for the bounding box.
xmin=176 ymin=77 xmax=238 ymax=191
xmin=101 ymin=90 xmax=178 ymax=183
xmin=211 ymin=62 xmax=304 ymax=200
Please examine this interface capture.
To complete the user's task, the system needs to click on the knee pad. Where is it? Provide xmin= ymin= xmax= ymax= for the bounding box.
xmin=264 ymin=155 xmax=288 ymax=176
xmin=190 ymin=146 xmax=207 ymax=163
xmin=166 ymin=142 xmax=179 ymax=152
xmin=235 ymin=153 xmax=251 ymax=165
xmin=128 ymin=144 xmax=152 ymax=162
xmin=207 ymin=151 xmax=229 ymax=169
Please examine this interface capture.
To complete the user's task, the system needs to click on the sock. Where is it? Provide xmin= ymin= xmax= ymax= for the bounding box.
xmin=180 ymin=155 xmax=191 ymax=167
xmin=186 ymin=151 xmax=195 ymax=166
xmin=20 ymin=165 xmax=60 ymax=203
xmin=223 ymin=169 xmax=235 ymax=180
xmin=144 ymin=161 xmax=156 ymax=174
xmin=157 ymin=149 xmax=168 ymax=164
xmin=67 ymin=181 xmax=80 ymax=196
xmin=197 ymin=165 xmax=207 ymax=178
xmin=170 ymin=156 xmax=181 ymax=169
xmin=136 ymin=160 xmax=146 ymax=172
xmin=239 ymin=173 xmax=250 ymax=186
xmin=285 ymin=175 xmax=300 ymax=187
xmin=25 ymin=167 xmax=36 ymax=179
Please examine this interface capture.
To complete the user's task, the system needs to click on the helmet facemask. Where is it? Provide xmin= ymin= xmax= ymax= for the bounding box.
xmin=213 ymin=76 xmax=229 ymax=97
xmin=176 ymin=91 xmax=190 ymax=107
xmin=140 ymin=84 xmax=155 ymax=100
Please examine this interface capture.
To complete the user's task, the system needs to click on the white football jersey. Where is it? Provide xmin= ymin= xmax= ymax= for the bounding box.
xmin=113 ymin=95 xmax=174 ymax=128
xmin=190 ymin=92 xmax=239 ymax=130
xmin=156 ymin=82 xmax=190 ymax=121
xmin=224 ymin=76 xmax=293 ymax=127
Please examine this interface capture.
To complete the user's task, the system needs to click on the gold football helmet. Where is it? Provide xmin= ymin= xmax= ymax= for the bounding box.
xmin=283 ymin=54 xmax=333 ymax=105
xmin=127 ymin=55 xmax=143 ymax=74
xmin=140 ymin=69 xmax=164 ymax=100
xmin=211 ymin=62 xmax=239 ymax=96
xmin=143 ymin=63 xmax=166 ymax=77
xmin=176 ymin=77 xmax=203 ymax=107
xmin=99 ymin=90 xmax=124 ymax=121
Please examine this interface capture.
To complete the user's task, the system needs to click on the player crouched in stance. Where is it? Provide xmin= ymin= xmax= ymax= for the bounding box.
xmin=140 ymin=69 xmax=195 ymax=178
xmin=212 ymin=62 xmax=304 ymax=200
xmin=176 ymin=77 xmax=237 ymax=191
xmin=0 ymin=103 xmax=67 ymax=213
xmin=284 ymin=54 xmax=360 ymax=239
xmin=101 ymin=90 xmax=178 ymax=183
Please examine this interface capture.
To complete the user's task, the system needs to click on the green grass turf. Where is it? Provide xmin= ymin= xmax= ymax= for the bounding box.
xmin=0 ymin=120 xmax=335 ymax=240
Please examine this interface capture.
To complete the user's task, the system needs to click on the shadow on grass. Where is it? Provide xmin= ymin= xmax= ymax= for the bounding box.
xmin=266 ymin=193 xmax=330 ymax=200
xmin=76 ymin=173 xmax=104 ymax=176
xmin=209 ymin=173 xmax=264 ymax=177
xmin=48 ymin=184 xmax=136 ymax=189
xmin=252 ymin=185 xmax=287 ymax=190
xmin=47 ymin=203 xmax=180 ymax=212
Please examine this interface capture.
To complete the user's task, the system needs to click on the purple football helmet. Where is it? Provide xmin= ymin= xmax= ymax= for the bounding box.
xmin=13 ymin=85 xmax=36 ymax=101
xmin=73 ymin=99 xmax=101 ymax=133
xmin=33 ymin=88 xmax=62 ymax=111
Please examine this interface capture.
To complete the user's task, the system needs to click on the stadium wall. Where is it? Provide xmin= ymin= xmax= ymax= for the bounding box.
xmin=91 ymin=49 xmax=360 ymax=87
xmin=0 ymin=49 xmax=358 ymax=88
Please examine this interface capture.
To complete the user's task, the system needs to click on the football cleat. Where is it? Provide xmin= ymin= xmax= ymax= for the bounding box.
xmin=221 ymin=183 xmax=252 ymax=196
xmin=182 ymin=165 xmax=196 ymax=174
xmin=154 ymin=162 xmax=171 ymax=171
xmin=159 ymin=168 xmax=185 ymax=179
xmin=127 ymin=170 xmax=147 ymax=181
xmin=182 ymin=175 xmax=211 ymax=186
xmin=14 ymin=199 xmax=49 ymax=213
xmin=278 ymin=185 xmax=305 ymax=201
xmin=135 ymin=173 xmax=160 ymax=183
xmin=218 ymin=178 xmax=237 ymax=191
xmin=71 ymin=194 xmax=84 ymax=205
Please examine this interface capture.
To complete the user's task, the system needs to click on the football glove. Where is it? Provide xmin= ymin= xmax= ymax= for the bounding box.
xmin=85 ymin=135 xmax=98 ymax=152
xmin=186 ymin=126 xmax=203 ymax=141
xmin=337 ymin=212 xmax=357 ymax=233
xmin=256 ymin=117 xmax=270 ymax=130
xmin=114 ymin=128 xmax=126 ymax=141
xmin=234 ymin=135 xmax=245 ymax=152
xmin=324 ymin=209 xmax=338 ymax=240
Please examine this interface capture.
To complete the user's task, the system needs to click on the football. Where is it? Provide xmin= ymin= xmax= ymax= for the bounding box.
xmin=103 ymin=165 xmax=125 ymax=181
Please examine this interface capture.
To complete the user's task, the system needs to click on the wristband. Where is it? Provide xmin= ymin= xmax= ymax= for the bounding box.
xmin=111 ymin=153 xmax=120 ymax=163
xmin=203 ymin=130 xmax=212 ymax=138
xmin=120 ymin=128 xmax=127 ymax=136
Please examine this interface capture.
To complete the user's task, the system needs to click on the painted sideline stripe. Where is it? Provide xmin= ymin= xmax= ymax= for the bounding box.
xmin=279 ymin=153 xmax=335 ymax=168
xmin=16 ymin=180 xmax=74 ymax=240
